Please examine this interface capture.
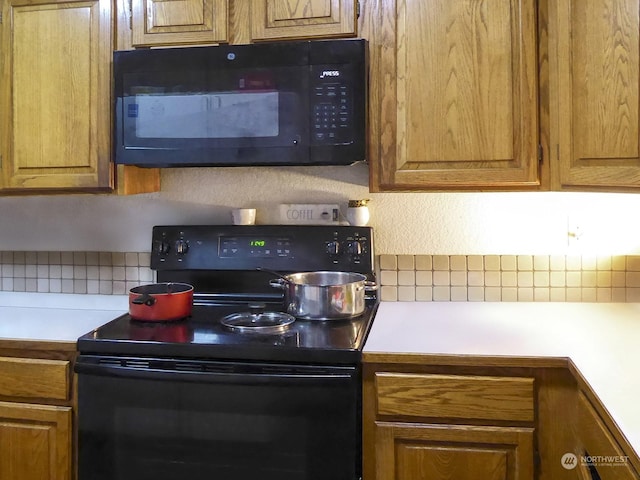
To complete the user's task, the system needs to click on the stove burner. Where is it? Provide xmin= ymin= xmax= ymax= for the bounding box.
xmin=221 ymin=311 xmax=296 ymax=334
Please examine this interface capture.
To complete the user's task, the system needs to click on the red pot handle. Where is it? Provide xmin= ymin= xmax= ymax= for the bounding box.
xmin=132 ymin=293 xmax=156 ymax=306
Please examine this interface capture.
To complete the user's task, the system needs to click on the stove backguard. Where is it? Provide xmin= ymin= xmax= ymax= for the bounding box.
xmin=151 ymin=225 xmax=375 ymax=299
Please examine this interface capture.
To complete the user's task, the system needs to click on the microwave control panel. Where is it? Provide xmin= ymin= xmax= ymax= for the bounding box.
xmin=310 ymin=65 xmax=356 ymax=146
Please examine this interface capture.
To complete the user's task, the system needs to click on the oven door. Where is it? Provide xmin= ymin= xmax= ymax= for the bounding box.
xmin=76 ymin=355 xmax=360 ymax=480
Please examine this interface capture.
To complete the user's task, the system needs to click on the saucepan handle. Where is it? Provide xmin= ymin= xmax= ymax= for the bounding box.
xmin=131 ymin=293 xmax=156 ymax=306
xmin=364 ymin=281 xmax=378 ymax=292
xmin=364 ymin=281 xmax=378 ymax=301
xmin=269 ymin=278 xmax=288 ymax=290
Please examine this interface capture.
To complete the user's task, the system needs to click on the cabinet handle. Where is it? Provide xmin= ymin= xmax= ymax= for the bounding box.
xmin=538 ymin=144 xmax=543 ymax=164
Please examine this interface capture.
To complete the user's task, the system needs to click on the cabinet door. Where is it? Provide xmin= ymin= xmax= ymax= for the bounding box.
xmin=576 ymin=392 xmax=638 ymax=480
xmin=0 ymin=402 xmax=72 ymax=480
xmin=250 ymin=0 xmax=356 ymax=41
xmin=370 ymin=0 xmax=539 ymax=190
xmin=0 ymin=0 xmax=112 ymax=191
xmin=131 ymin=0 xmax=228 ymax=46
xmin=375 ymin=422 xmax=535 ymax=480
xmin=552 ymin=0 xmax=640 ymax=189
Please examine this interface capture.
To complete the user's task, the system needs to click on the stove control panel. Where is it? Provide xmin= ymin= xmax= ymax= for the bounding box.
xmin=151 ymin=225 xmax=374 ymax=274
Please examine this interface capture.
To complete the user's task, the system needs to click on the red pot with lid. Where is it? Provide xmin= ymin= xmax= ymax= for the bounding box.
xmin=128 ymin=283 xmax=194 ymax=322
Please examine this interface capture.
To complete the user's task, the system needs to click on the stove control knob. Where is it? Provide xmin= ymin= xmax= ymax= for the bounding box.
xmin=326 ymin=241 xmax=341 ymax=256
xmin=175 ymin=240 xmax=189 ymax=255
xmin=347 ymin=240 xmax=363 ymax=256
xmin=155 ymin=240 xmax=171 ymax=255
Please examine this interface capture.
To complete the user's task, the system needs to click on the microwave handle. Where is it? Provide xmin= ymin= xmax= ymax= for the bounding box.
xmin=75 ymin=360 xmax=356 ymax=386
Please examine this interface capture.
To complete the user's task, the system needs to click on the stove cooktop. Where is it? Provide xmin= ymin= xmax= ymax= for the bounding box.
xmin=77 ymin=301 xmax=378 ymax=364
xmin=78 ymin=225 xmax=378 ymax=365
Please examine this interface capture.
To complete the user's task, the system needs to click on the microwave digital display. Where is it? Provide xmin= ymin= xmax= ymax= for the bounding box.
xmin=113 ymin=39 xmax=367 ymax=167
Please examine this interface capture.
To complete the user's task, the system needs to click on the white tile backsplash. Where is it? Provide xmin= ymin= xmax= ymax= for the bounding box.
xmin=4 ymin=251 xmax=640 ymax=302
xmin=0 ymin=251 xmax=154 ymax=294
xmin=379 ymin=254 xmax=640 ymax=302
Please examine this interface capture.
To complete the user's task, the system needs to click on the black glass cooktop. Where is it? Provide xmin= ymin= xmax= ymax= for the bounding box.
xmin=77 ymin=302 xmax=378 ymax=364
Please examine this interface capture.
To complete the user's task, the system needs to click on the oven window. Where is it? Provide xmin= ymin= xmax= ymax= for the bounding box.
xmin=77 ymin=362 xmax=359 ymax=480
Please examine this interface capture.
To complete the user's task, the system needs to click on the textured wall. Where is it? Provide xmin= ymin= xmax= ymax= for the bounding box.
xmin=1 ymin=165 xmax=640 ymax=254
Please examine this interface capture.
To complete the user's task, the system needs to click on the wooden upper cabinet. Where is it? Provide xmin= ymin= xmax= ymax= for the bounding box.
xmin=369 ymin=0 xmax=540 ymax=191
xmin=131 ymin=0 xmax=228 ymax=47
xmin=0 ymin=0 xmax=113 ymax=191
xmin=552 ymin=0 xmax=640 ymax=190
xmin=250 ymin=0 xmax=357 ymax=42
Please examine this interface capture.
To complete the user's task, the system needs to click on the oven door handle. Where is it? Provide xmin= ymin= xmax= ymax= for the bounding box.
xmin=75 ymin=361 xmax=357 ymax=386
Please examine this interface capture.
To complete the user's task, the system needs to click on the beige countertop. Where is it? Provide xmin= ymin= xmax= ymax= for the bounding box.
xmin=2 ymin=294 xmax=638 ymax=459
xmin=0 ymin=292 xmax=128 ymax=343
xmin=364 ymin=301 xmax=640 ymax=460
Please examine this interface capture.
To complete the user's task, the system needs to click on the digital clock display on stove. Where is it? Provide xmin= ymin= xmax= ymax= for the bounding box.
xmin=219 ymin=236 xmax=292 ymax=258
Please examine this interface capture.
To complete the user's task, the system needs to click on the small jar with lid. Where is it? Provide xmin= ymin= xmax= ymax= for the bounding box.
xmin=346 ymin=199 xmax=370 ymax=226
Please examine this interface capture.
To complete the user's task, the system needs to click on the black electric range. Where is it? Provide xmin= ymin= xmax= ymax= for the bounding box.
xmin=77 ymin=224 xmax=378 ymax=364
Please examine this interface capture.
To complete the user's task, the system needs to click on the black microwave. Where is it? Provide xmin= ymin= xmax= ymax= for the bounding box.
xmin=113 ymin=39 xmax=367 ymax=167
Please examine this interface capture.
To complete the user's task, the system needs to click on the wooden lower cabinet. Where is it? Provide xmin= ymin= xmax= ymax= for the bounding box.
xmin=363 ymin=366 xmax=536 ymax=480
xmin=0 ymin=402 xmax=72 ymax=480
xmin=363 ymin=358 xmax=640 ymax=480
xmin=575 ymin=392 xmax=639 ymax=480
xmin=0 ymin=345 xmax=76 ymax=480
xmin=375 ymin=422 xmax=534 ymax=480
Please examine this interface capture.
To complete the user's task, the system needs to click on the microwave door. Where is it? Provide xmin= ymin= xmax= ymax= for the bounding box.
xmin=133 ymin=92 xmax=280 ymax=140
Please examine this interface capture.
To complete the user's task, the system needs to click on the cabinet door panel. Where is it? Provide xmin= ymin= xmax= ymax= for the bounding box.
xmin=371 ymin=0 xmax=539 ymax=190
xmin=375 ymin=422 xmax=534 ymax=480
xmin=576 ymin=392 xmax=639 ymax=480
xmin=0 ymin=402 xmax=72 ymax=480
xmin=132 ymin=0 xmax=228 ymax=46
xmin=250 ymin=0 xmax=356 ymax=41
xmin=0 ymin=0 xmax=112 ymax=190
xmin=554 ymin=0 xmax=640 ymax=189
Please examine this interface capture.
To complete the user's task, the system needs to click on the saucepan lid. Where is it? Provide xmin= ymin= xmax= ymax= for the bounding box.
xmin=221 ymin=310 xmax=295 ymax=334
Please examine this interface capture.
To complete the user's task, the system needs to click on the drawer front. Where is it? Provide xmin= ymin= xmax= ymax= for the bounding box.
xmin=0 ymin=357 xmax=70 ymax=401
xmin=375 ymin=373 xmax=535 ymax=422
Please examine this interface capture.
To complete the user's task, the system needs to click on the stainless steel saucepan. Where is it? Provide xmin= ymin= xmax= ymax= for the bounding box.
xmin=269 ymin=271 xmax=377 ymax=320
